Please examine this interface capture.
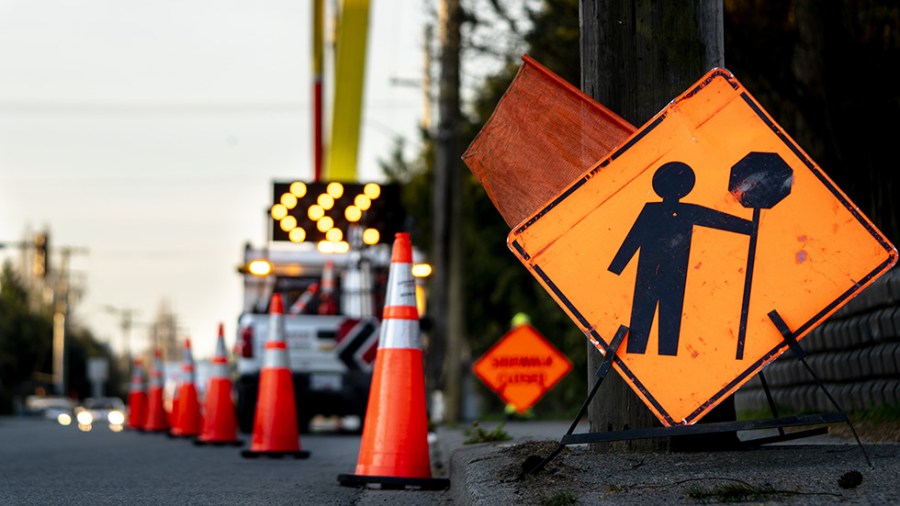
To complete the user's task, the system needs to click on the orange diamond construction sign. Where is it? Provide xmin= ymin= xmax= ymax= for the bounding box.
xmin=508 ymin=68 xmax=897 ymax=426
xmin=473 ymin=323 xmax=572 ymax=413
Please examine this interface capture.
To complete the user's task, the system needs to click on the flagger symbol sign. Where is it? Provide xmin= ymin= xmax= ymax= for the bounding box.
xmin=608 ymin=153 xmax=792 ymax=360
xmin=509 ymin=68 xmax=896 ymax=426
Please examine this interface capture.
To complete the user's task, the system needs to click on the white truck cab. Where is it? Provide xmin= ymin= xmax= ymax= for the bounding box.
xmin=234 ymin=241 xmax=426 ymax=433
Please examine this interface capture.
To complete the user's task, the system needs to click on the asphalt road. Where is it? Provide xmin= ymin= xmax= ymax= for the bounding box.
xmin=13 ymin=414 xmax=895 ymax=505
xmin=0 ymin=416 xmax=450 ymax=505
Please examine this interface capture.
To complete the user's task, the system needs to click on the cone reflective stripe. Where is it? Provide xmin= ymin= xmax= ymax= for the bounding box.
xmin=197 ymin=323 xmax=242 ymax=446
xmin=171 ymin=338 xmax=202 ymax=438
xmin=262 ymin=309 xmax=290 ymax=369
xmin=359 ymin=258 xmax=374 ymax=317
xmin=127 ymin=358 xmax=147 ymax=430
xmin=342 ymin=262 xmax=360 ymax=317
xmin=241 ymin=293 xmax=309 ymax=458
xmin=322 ymin=259 xmax=335 ymax=294
xmin=143 ymin=348 xmax=169 ymax=432
xmin=379 ymin=243 xmax=420 ymax=348
xmin=289 ymin=282 xmax=319 ymax=315
xmin=338 ymin=233 xmax=449 ymax=490
xmin=168 ymin=370 xmax=180 ymax=429
xmin=318 ymin=259 xmax=338 ymax=315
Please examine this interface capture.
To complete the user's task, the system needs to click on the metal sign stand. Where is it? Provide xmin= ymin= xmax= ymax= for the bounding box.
xmin=526 ymin=317 xmax=871 ymax=476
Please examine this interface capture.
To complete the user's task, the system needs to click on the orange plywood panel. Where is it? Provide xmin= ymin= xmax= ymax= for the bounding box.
xmin=462 ymin=55 xmax=635 ymax=228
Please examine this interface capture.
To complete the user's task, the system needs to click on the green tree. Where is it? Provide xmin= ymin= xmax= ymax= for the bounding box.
xmin=0 ymin=262 xmax=53 ymax=413
xmin=723 ymin=0 xmax=900 ymax=242
xmin=384 ymin=0 xmax=589 ymax=417
xmin=459 ymin=0 xmax=587 ymax=416
xmin=66 ymin=325 xmax=122 ymax=400
xmin=0 ymin=261 xmax=123 ymax=412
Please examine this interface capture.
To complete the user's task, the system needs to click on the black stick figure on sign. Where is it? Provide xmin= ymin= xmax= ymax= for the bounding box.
xmin=608 ymin=161 xmax=753 ymax=356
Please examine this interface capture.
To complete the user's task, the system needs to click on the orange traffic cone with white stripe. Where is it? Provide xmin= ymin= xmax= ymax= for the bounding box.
xmin=142 ymin=347 xmax=169 ymax=433
xmin=241 ymin=293 xmax=310 ymax=459
xmin=318 ymin=259 xmax=338 ymax=315
xmin=289 ymin=282 xmax=319 ymax=315
xmin=170 ymin=338 xmax=202 ymax=438
xmin=338 ymin=232 xmax=449 ymax=490
xmin=196 ymin=323 xmax=242 ymax=446
xmin=127 ymin=358 xmax=147 ymax=430
xmin=167 ymin=368 xmax=181 ymax=430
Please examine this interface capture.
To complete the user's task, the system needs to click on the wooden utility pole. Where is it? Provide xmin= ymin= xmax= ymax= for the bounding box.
xmin=52 ymin=246 xmax=89 ymax=396
xmin=580 ymin=0 xmax=727 ymax=450
xmin=103 ymin=305 xmax=140 ymax=387
xmin=432 ymin=0 xmax=464 ymax=422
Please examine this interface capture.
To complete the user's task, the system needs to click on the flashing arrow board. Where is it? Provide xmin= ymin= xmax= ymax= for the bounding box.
xmin=270 ymin=180 xmax=406 ymax=246
xmin=472 ymin=323 xmax=572 ymax=413
xmin=508 ymin=68 xmax=897 ymax=426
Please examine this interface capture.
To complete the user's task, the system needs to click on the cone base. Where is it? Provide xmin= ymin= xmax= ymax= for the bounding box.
xmin=168 ymin=432 xmax=200 ymax=439
xmin=337 ymin=473 xmax=449 ymax=490
xmin=195 ymin=438 xmax=243 ymax=447
xmin=240 ymin=449 xmax=310 ymax=459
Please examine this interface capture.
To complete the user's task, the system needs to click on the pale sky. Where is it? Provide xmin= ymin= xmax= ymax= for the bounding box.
xmin=0 ymin=0 xmax=429 ymax=360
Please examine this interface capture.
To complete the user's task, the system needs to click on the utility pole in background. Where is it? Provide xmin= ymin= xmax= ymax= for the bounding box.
xmin=52 ymin=245 xmax=89 ymax=396
xmin=580 ymin=0 xmax=727 ymax=451
xmin=103 ymin=305 xmax=140 ymax=383
xmin=149 ymin=300 xmax=182 ymax=364
xmin=422 ymin=23 xmax=434 ymax=132
xmin=431 ymin=0 xmax=464 ymax=423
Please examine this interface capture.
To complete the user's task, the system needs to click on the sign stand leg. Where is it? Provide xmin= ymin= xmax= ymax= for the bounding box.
xmin=764 ymin=309 xmax=872 ymax=468
xmin=525 ymin=312 xmax=873 ymax=475
xmin=523 ymin=325 xmax=628 ymax=476
xmin=739 ymin=371 xmax=830 ymax=447
xmin=758 ymin=371 xmax=785 ymax=437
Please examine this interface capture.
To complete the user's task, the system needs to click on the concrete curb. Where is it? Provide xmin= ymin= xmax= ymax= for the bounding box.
xmin=440 ymin=423 xmax=900 ymax=505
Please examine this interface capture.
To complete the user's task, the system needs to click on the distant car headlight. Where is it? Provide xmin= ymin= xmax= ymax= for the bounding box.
xmin=107 ymin=410 xmax=125 ymax=425
xmin=57 ymin=413 xmax=72 ymax=426
xmin=76 ymin=410 xmax=93 ymax=425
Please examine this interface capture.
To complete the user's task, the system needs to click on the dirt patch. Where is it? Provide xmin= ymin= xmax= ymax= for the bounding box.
xmin=477 ymin=429 xmax=900 ymax=505
xmin=828 ymin=419 xmax=900 ymax=443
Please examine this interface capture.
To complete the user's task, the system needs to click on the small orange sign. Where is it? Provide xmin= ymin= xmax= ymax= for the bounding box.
xmin=508 ymin=68 xmax=897 ymax=426
xmin=473 ymin=323 xmax=573 ymax=413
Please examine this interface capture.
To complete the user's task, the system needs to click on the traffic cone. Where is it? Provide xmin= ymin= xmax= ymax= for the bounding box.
xmin=338 ymin=232 xmax=449 ymax=490
xmin=241 ymin=293 xmax=310 ymax=459
xmin=289 ymin=282 xmax=319 ymax=315
xmin=196 ymin=323 xmax=242 ymax=446
xmin=318 ymin=259 xmax=338 ymax=315
xmin=171 ymin=338 xmax=202 ymax=438
xmin=127 ymin=358 xmax=147 ymax=430
xmin=143 ymin=347 xmax=169 ymax=433
xmin=167 ymin=370 xmax=180 ymax=430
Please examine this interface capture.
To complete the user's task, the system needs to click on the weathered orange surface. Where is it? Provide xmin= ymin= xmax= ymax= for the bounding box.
xmin=508 ymin=68 xmax=897 ymax=426
xmin=462 ymin=55 xmax=635 ymax=228
xmin=473 ymin=323 xmax=572 ymax=413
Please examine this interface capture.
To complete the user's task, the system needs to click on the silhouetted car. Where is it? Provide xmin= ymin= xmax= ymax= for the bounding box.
xmin=24 ymin=395 xmax=76 ymax=423
xmin=75 ymin=397 xmax=126 ymax=427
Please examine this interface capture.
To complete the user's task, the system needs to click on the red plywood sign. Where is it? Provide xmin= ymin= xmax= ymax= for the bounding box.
xmin=473 ymin=323 xmax=572 ymax=413
xmin=508 ymin=68 xmax=897 ymax=426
